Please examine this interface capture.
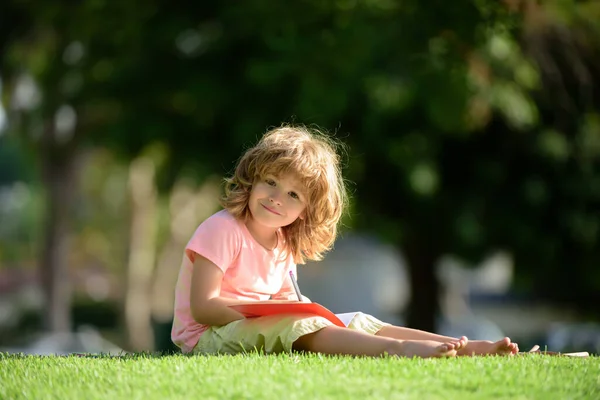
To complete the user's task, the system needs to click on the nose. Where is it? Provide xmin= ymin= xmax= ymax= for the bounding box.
xmin=269 ymin=189 xmax=283 ymax=205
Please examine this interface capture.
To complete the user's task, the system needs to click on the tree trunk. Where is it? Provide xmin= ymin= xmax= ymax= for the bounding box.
xmin=124 ymin=155 xmax=158 ymax=351
xmin=40 ymin=125 xmax=77 ymax=333
xmin=150 ymin=178 xmax=220 ymax=324
xmin=404 ymin=241 xmax=440 ymax=333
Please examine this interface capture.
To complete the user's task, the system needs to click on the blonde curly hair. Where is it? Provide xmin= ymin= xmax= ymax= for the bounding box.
xmin=221 ymin=124 xmax=348 ymax=264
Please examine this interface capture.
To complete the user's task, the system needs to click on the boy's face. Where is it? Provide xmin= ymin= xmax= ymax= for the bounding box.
xmin=248 ymin=173 xmax=307 ymax=229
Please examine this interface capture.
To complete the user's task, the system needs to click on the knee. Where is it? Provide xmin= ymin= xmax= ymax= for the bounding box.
xmin=292 ymin=328 xmax=323 ymax=352
xmin=291 ymin=325 xmax=340 ymax=352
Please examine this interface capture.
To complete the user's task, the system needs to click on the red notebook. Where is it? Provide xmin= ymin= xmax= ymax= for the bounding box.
xmin=229 ymin=302 xmax=346 ymax=327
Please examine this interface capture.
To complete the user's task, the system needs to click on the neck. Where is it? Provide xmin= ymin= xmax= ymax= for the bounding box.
xmin=245 ymin=217 xmax=279 ymax=250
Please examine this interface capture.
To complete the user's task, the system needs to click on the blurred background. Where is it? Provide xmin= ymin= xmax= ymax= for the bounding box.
xmin=0 ymin=0 xmax=599 ymax=356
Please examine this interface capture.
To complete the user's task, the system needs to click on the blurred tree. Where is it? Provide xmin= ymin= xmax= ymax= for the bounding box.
xmin=0 ymin=0 xmax=160 ymax=336
xmin=1 ymin=0 xmax=79 ymax=333
xmin=0 ymin=138 xmax=32 ymax=185
xmin=345 ymin=0 xmax=600 ymax=331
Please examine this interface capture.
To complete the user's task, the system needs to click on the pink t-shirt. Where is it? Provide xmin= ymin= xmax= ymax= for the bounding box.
xmin=171 ymin=209 xmax=298 ymax=353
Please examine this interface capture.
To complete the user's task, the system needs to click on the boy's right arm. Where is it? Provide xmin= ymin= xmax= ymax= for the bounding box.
xmin=190 ymin=254 xmax=247 ymax=326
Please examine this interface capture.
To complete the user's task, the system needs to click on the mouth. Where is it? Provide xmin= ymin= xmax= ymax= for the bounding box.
xmin=261 ymin=204 xmax=281 ymax=215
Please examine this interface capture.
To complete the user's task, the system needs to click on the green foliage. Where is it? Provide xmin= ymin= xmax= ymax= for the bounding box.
xmin=0 ymin=182 xmax=43 ymax=264
xmin=0 ymin=138 xmax=32 ymax=185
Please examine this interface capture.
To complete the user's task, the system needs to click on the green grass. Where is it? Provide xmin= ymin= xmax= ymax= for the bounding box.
xmin=1 ymin=352 xmax=599 ymax=400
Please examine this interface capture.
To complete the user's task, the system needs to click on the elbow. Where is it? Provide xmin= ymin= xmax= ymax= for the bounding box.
xmin=190 ymin=301 xmax=210 ymax=325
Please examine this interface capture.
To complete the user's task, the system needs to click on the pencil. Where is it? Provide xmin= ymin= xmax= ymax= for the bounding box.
xmin=289 ymin=271 xmax=303 ymax=302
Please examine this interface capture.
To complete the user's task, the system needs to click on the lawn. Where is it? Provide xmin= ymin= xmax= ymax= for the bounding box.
xmin=1 ymin=352 xmax=598 ymax=400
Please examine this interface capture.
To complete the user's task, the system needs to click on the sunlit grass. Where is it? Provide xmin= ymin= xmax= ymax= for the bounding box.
xmin=1 ymin=352 xmax=598 ymax=399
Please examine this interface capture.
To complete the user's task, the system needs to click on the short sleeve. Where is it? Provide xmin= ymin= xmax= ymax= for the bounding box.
xmin=185 ymin=213 xmax=242 ymax=274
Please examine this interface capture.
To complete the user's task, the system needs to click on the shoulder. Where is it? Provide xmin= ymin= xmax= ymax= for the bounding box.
xmin=189 ymin=209 xmax=245 ymax=244
xmin=200 ymin=209 xmax=242 ymax=230
xmin=186 ymin=210 xmax=245 ymax=267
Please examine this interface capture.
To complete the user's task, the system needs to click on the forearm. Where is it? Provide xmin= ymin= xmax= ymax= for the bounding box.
xmin=192 ymin=297 xmax=300 ymax=326
xmin=192 ymin=296 xmax=246 ymax=327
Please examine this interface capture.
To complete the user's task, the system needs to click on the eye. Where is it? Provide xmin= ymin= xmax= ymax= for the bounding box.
xmin=289 ymin=192 xmax=299 ymax=200
xmin=265 ymin=179 xmax=276 ymax=186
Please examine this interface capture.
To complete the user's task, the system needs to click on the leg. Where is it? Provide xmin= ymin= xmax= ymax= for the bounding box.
xmin=375 ymin=325 xmax=518 ymax=356
xmin=293 ymin=325 xmax=466 ymax=358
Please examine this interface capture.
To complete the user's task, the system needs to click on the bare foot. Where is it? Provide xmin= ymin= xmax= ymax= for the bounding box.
xmin=395 ymin=339 xmax=463 ymax=358
xmin=458 ymin=337 xmax=519 ymax=356
xmin=454 ymin=336 xmax=469 ymax=351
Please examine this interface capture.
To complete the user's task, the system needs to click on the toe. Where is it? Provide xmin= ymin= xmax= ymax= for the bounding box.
xmin=438 ymin=344 xmax=457 ymax=357
xmin=445 ymin=349 xmax=458 ymax=357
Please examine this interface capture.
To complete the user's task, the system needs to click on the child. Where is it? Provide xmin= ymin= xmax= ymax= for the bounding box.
xmin=171 ymin=125 xmax=520 ymax=358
